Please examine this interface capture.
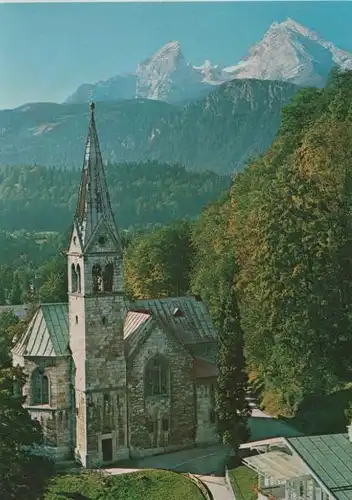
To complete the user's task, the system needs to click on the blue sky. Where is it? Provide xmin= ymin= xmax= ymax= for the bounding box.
xmin=0 ymin=1 xmax=351 ymax=109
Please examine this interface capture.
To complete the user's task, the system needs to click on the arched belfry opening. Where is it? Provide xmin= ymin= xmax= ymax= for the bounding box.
xmin=92 ymin=263 xmax=103 ymax=293
xmin=71 ymin=263 xmax=78 ymax=293
xmin=103 ymin=263 xmax=114 ymax=292
xmin=76 ymin=264 xmax=81 ymax=293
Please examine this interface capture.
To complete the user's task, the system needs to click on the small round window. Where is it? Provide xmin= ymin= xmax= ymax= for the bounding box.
xmin=98 ymin=235 xmax=106 ymax=246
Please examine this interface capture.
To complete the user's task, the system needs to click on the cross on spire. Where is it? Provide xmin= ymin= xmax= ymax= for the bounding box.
xmin=75 ymin=102 xmax=119 ymax=248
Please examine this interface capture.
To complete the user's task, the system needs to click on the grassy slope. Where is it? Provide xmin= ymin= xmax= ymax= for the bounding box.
xmin=44 ymin=469 xmax=205 ymax=500
xmin=229 ymin=466 xmax=257 ymax=500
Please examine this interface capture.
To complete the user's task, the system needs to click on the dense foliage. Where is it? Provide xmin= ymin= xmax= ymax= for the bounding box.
xmin=0 ymin=161 xmax=230 ymax=232
xmin=0 ymin=231 xmax=67 ymax=305
xmin=192 ymin=69 xmax=352 ymax=415
xmin=124 ymin=220 xmax=194 ymax=300
xmin=0 ymin=311 xmax=54 ymax=499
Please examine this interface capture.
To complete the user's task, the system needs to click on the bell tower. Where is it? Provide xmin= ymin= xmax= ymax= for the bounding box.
xmin=67 ymin=103 xmax=128 ymax=467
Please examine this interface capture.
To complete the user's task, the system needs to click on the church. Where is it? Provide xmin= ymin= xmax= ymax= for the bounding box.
xmin=11 ymin=103 xmax=219 ymax=467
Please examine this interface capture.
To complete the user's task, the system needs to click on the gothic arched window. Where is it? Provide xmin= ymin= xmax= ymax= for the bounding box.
xmin=145 ymin=356 xmax=169 ymax=397
xmin=92 ymin=263 xmax=103 ymax=293
xmin=71 ymin=263 xmax=77 ymax=293
xmin=31 ymin=368 xmax=49 ymax=405
xmin=76 ymin=264 xmax=81 ymax=293
xmin=103 ymin=263 xmax=114 ymax=292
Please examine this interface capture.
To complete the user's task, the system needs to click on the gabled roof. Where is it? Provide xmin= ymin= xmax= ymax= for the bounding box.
xmin=286 ymin=434 xmax=352 ymax=500
xmin=123 ymin=310 xmax=153 ymax=356
xmin=130 ymin=296 xmax=217 ymax=345
xmin=12 ymin=303 xmax=69 ymax=357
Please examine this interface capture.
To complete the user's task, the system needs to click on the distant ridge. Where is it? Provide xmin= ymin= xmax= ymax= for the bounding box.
xmin=65 ymin=18 xmax=352 ymax=104
xmin=0 ymin=79 xmax=299 ymax=174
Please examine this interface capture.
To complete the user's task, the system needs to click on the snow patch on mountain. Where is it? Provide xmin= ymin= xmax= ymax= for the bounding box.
xmin=135 ymin=40 xmax=203 ymax=101
xmin=65 ymin=19 xmax=352 ymax=104
xmin=223 ymin=18 xmax=352 ymax=86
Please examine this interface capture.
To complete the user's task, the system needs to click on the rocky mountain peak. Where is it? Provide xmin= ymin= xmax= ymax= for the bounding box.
xmin=137 ymin=40 xmax=186 ymax=73
xmin=65 ymin=19 xmax=352 ymax=105
xmin=223 ymin=18 xmax=352 ymax=87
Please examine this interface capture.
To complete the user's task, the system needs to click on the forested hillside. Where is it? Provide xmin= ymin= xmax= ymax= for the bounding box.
xmin=0 ymin=79 xmax=298 ymax=174
xmin=125 ymin=69 xmax=352 ymax=422
xmin=149 ymin=79 xmax=299 ymax=173
xmin=0 ymin=99 xmax=176 ymax=168
xmin=0 ymin=161 xmax=230 ymax=232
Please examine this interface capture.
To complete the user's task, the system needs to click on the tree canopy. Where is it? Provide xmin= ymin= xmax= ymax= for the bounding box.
xmin=0 ymin=161 xmax=230 ymax=232
xmin=191 ymin=69 xmax=352 ymax=415
xmin=0 ymin=311 xmax=54 ymax=498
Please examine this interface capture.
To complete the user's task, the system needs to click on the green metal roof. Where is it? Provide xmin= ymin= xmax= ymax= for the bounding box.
xmin=12 ymin=303 xmax=69 ymax=358
xmin=12 ymin=296 xmax=215 ymax=360
xmin=41 ymin=303 xmax=69 ymax=356
xmin=131 ymin=296 xmax=217 ymax=344
xmin=287 ymin=434 xmax=352 ymax=500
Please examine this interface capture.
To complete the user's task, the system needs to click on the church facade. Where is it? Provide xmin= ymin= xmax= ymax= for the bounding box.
xmin=11 ymin=103 xmax=219 ymax=467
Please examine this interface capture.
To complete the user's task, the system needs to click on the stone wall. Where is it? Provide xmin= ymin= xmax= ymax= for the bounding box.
xmin=127 ymin=321 xmax=196 ymax=458
xmin=15 ymin=356 xmax=73 ymax=459
xmin=68 ymin=224 xmax=128 ymax=466
xmin=84 ymin=388 xmax=129 ymax=465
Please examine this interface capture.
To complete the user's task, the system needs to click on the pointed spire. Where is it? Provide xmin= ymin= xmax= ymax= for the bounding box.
xmin=75 ymin=102 xmax=119 ymax=248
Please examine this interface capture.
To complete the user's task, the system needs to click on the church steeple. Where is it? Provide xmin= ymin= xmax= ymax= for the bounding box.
xmin=67 ymin=103 xmax=128 ymax=467
xmin=75 ymin=102 xmax=119 ymax=248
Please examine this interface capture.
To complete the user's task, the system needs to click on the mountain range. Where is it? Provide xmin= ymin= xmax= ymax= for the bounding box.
xmin=1 ymin=18 xmax=351 ymax=175
xmin=0 ymin=79 xmax=298 ymax=174
xmin=66 ymin=18 xmax=352 ymax=104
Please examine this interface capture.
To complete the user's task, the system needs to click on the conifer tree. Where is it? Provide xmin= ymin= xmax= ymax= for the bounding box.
xmin=0 ymin=310 xmax=54 ymax=498
xmin=215 ymin=278 xmax=251 ymax=460
xmin=9 ymin=274 xmax=22 ymax=305
xmin=0 ymin=366 xmax=54 ymax=499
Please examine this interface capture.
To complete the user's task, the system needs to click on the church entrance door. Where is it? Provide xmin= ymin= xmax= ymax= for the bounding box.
xmin=102 ymin=438 xmax=113 ymax=462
